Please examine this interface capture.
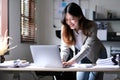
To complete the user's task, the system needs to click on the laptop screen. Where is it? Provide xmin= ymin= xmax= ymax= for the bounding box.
xmin=30 ymin=45 xmax=63 ymax=68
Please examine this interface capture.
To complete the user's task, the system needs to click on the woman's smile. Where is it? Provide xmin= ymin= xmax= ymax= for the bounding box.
xmin=66 ymin=13 xmax=79 ymax=30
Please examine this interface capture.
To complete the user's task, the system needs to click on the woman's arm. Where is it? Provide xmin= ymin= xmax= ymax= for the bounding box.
xmin=60 ymin=26 xmax=71 ymax=62
xmin=70 ymin=22 xmax=98 ymax=63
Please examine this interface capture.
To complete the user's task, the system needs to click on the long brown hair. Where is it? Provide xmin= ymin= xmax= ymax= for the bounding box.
xmin=61 ymin=2 xmax=92 ymax=46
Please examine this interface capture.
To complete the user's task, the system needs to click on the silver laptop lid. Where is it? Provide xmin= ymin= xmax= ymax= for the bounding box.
xmin=30 ymin=45 xmax=63 ymax=68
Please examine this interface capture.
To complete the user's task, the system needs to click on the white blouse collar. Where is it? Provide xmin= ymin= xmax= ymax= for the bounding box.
xmin=73 ymin=30 xmax=82 ymax=35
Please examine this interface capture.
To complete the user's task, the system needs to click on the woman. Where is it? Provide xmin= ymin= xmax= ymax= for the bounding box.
xmin=60 ymin=2 xmax=107 ymax=80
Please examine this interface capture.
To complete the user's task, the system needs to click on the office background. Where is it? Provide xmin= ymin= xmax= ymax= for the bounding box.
xmin=1 ymin=0 xmax=120 ymax=80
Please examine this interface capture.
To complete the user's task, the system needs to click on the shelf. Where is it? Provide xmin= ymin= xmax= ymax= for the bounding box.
xmin=94 ymin=18 xmax=120 ymax=21
xmin=93 ymin=12 xmax=120 ymax=21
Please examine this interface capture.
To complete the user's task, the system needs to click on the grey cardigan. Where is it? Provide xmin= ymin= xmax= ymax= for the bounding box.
xmin=60 ymin=21 xmax=107 ymax=64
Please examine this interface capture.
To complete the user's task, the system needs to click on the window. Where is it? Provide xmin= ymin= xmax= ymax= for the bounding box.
xmin=20 ymin=0 xmax=36 ymax=42
xmin=0 ymin=0 xmax=8 ymax=37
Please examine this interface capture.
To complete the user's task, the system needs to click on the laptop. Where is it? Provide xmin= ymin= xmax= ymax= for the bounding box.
xmin=30 ymin=45 xmax=63 ymax=68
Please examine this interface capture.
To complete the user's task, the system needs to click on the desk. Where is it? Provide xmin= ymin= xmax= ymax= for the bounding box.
xmin=0 ymin=66 xmax=120 ymax=72
xmin=0 ymin=57 xmax=119 ymax=72
xmin=0 ymin=58 xmax=120 ymax=80
xmin=0 ymin=64 xmax=120 ymax=80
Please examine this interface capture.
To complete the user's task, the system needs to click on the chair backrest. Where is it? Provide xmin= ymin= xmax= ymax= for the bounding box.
xmin=99 ymin=47 xmax=107 ymax=59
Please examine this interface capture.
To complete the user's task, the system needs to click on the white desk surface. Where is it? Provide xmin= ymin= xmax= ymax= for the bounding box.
xmin=0 ymin=67 xmax=120 ymax=72
xmin=0 ymin=58 xmax=120 ymax=72
xmin=0 ymin=64 xmax=120 ymax=72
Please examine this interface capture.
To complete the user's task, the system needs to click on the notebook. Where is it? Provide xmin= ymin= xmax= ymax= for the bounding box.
xmin=30 ymin=45 xmax=63 ymax=68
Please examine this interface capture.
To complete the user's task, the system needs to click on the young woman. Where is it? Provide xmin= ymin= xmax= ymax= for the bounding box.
xmin=60 ymin=2 xmax=107 ymax=80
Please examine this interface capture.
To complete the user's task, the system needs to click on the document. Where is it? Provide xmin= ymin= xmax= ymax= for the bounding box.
xmin=93 ymin=57 xmax=119 ymax=68
xmin=0 ymin=59 xmax=29 ymax=68
xmin=70 ymin=63 xmax=94 ymax=68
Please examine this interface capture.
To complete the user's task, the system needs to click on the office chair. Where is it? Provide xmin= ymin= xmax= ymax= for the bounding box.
xmin=32 ymin=71 xmax=56 ymax=80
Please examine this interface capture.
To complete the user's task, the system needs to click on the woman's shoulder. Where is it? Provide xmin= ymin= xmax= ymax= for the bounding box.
xmin=87 ymin=20 xmax=97 ymax=31
xmin=88 ymin=20 xmax=97 ymax=27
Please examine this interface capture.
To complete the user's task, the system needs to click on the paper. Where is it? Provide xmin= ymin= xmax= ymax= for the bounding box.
xmin=93 ymin=57 xmax=119 ymax=68
xmin=0 ymin=60 xmax=30 ymax=68
xmin=93 ymin=65 xmax=119 ymax=68
xmin=70 ymin=63 xmax=94 ymax=68
xmin=0 ymin=61 xmax=14 ymax=68
xmin=96 ymin=57 xmax=114 ymax=65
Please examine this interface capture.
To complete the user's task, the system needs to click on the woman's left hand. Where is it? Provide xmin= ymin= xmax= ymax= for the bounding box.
xmin=62 ymin=60 xmax=75 ymax=66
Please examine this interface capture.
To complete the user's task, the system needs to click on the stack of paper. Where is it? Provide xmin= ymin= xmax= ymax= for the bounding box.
xmin=0 ymin=59 xmax=29 ymax=68
xmin=93 ymin=57 xmax=119 ymax=68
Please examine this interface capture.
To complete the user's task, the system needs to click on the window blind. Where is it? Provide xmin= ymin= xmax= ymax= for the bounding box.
xmin=21 ymin=0 xmax=36 ymax=42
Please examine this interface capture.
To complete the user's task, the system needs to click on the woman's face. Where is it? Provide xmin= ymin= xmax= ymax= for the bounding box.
xmin=65 ymin=13 xmax=80 ymax=30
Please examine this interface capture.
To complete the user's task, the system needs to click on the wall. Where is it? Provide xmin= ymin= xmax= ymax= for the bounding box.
xmin=2 ymin=0 xmax=55 ymax=80
xmin=6 ymin=0 xmax=56 ymax=61
xmin=35 ymin=0 xmax=120 ymax=80
xmin=5 ymin=0 xmax=33 ymax=62
xmin=35 ymin=0 xmax=61 ymax=45
xmin=2 ymin=0 xmax=120 ymax=80
xmin=6 ymin=0 xmax=120 ymax=61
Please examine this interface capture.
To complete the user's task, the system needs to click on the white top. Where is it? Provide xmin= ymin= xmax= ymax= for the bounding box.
xmin=73 ymin=30 xmax=85 ymax=50
xmin=60 ymin=23 xmax=107 ymax=63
